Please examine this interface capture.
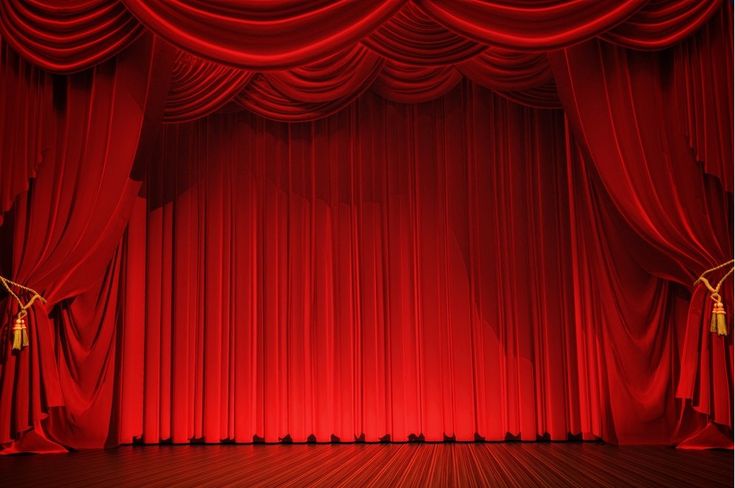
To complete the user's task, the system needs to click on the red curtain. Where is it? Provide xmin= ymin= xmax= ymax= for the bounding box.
xmin=0 ymin=0 xmax=731 ymax=452
xmin=548 ymin=5 xmax=733 ymax=447
xmin=0 ymin=38 xmax=52 ymax=225
xmin=119 ymin=85 xmax=585 ymax=444
xmin=121 ymin=0 xmax=406 ymax=70
xmin=0 ymin=34 xmax=173 ymax=453
xmin=564 ymin=130 xmax=730 ymax=446
xmin=1 ymin=0 xmax=722 ymax=74
xmin=0 ymin=0 xmax=143 ymax=73
xmin=115 ymin=81 xmax=727 ymax=446
xmin=0 ymin=1 xmax=723 ymax=120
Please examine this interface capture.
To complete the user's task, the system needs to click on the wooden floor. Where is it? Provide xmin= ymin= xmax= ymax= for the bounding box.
xmin=0 ymin=443 xmax=731 ymax=487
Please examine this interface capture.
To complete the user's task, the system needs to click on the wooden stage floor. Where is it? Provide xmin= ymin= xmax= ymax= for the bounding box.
xmin=1 ymin=443 xmax=731 ymax=487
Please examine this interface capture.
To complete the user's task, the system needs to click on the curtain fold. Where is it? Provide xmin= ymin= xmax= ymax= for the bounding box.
xmin=163 ymin=52 xmax=254 ymax=124
xmin=0 ymin=0 xmax=143 ymax=73
xmin=416 ymin=0 xmax=648 ymax=49
xmin=121 ymin=0 xmax=406 ymax=70
xmin=0 ymin=33 xmax=172 ymax=453
xmin=118 ymin=85 xmax=589 ymax=444
xmin=600 ymin=0 xmax=722 ymax=49
xmin=0 ymin=37 xmax=52 ymax=225
xmin=549 ymin=25 xmax=733 ymax=447
xmin=564 ymin=130 xmax=717 ymax=445
xmin=362 ymin=3 xmax=485 ymax=65
xmin=671 ymin=3 xmax=733 ymax=190
xmin=371 ymin=61 xmax=462 ymax=104
xmin=0 ymin=0 xmax=730 ymax=454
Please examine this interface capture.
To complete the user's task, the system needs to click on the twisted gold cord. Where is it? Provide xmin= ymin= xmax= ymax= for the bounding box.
xmin=694 ymin=259 xmax=734 ymax=298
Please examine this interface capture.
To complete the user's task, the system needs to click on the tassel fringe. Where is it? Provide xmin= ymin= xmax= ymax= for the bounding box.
xmin=11 ymin=315 xmax=28 ymax=351
xmin=713 ymin=301 xmax=727 ymax=336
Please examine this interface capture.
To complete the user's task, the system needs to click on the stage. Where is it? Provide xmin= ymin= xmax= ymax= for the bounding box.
xmin=0 ymin=1 xmax=733 ymax=486
xmin=1 ymin=444 xmax=731 ymax=487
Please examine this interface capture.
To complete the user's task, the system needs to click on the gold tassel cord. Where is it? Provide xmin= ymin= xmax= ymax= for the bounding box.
xmin=0 ymin=275 xmax=46 ymax=351
xmin=694 ymin=259 xmax=734 ymax=337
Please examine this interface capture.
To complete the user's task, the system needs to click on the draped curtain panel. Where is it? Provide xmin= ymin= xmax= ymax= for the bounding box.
xmin=124 ymin=86 xmax=581 ymax=444
xmin=549 ymin=23 xmax=733 ymax=444
xmin=0 ymin=34 xmax=173 ymax=453
xmin=0 ymin=0 xmax=731 ymax=453
xmin=116 ymin=84 xmax=724 ymax=446
xmin=0 ymin=39 xmax=50 ymax=225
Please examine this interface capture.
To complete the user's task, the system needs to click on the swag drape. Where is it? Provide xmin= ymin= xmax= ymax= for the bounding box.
xmin=0 ymin=0 xmax=732 ymax=452
xmin=0 ymin=1 xmax=725 ymax=122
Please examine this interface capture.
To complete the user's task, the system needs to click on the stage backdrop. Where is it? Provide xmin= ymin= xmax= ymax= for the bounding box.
xmin=0 ymin=1 xmax=731 ymax=452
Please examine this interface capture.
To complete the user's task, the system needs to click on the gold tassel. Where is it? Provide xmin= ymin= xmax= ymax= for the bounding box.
xmin=12 ymin=315 xmax=26 ymax=351
xmin=694 ymin=262 xmax=734 ymax=337
xmin=714 ymin=301 xmax=727 ymax=336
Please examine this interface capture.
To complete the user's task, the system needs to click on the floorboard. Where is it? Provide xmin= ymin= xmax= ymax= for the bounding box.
xmin=0 ymin=443 xmax=731 ymax=487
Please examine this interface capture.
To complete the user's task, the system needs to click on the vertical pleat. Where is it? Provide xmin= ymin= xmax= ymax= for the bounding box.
xmin=122 ymin=83 xmax=588 ymax=444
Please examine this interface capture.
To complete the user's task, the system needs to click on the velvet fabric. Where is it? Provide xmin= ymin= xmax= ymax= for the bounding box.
xmin=0 ymin=38 xmax=52 ymax=225
xmin=0 ymin=0 xmax=731 ymax=454
xmin=1 ymin=0 xmax=721 ymax=74
xmin=0 ymin=0 xmax=143 ymax=73
xmin=120 ymin=82 xmax=728 ymax=447
xmin=0 ymin=1 xmax=725 ymax=120
xmin=548 ymin=24 xmax=734 ymax=446
xmin=125 ymin=86 xmax=581 ymax=444
xmin=0 ymin=34 xmax=173 ymax=453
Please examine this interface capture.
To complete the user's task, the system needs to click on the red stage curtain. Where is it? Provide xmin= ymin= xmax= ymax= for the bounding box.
xmin=0 ymin=0 xmax=143 ymax=73
xmin=549 ymin=14 xmax=733 ymax=447
xmin=235 ymin=45 xmax=384 ymax=122
xmin=601 ymin=0 xmax=722 ymax=49
xmin=416 ymin=0 xmax=648 ymax=49
xmin=163 ymin=52 xmax=254 ymax=124
xmin=4 ymin=0 xmax=718 ymax=124
xmin=121 ymin=0 xmax=405 ymax=70
xmin=0 ymin=34 xmax=172 ymax=453
xmin=0 ymin=38 xmax=52 ymax=225
xmin=0 ymin=0 xmax=724 ymax=74
xmin=0 ymin=0 xmax=730 ymax=454
xmin=116 ymin=85 xmax=586 ymax=444
xmin=362 ymin=3 xmax=485 ymax=65
xmin=562 ymin=128 xmax=717 ymax=445
xmin=371 ymin=60 xmax=462 ymax=104
xmin=672 ymin=5 xmax=733 ymax=190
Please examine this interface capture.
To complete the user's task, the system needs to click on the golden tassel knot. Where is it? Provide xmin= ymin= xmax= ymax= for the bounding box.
xmin=694 ymin=259 xmax=734 ymax=337
xmin=1 ymin=275 xmax=46 ymax=352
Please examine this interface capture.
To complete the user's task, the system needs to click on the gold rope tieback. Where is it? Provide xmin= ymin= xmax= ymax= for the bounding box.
xmin=0 ymin=275 xmax=46 ymax=351
xmin=694 ymin=259 xmax=734 ymax=337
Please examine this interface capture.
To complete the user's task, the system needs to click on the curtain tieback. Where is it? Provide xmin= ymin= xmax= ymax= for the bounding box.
xmin=0 ymin=275 xmax=46 ymax=351
xmin=694 ymin=259 xmax=735 ymax=336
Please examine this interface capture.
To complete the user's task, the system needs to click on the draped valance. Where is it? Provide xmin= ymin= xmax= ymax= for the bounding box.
xmin=0 ymin=0 xmax=723 ymax=122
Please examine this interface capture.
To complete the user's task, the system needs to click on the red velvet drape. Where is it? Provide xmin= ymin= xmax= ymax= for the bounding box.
xmin=114 ymin=81 xmax=727 ymax=446
xmin=548 ymin=9 xmax=733 ymax=445
xmin=121 ymin=86 xmax=582 ymax=444
xmin=0 ymin=34 xmax=173 ymax=453
xmin=0 ymin=38 xmax=51 ymax=225
xmin=0 ymin=0 xmax=731 ymax=453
